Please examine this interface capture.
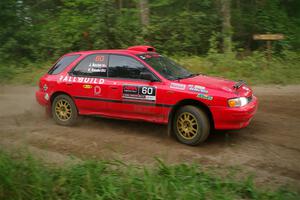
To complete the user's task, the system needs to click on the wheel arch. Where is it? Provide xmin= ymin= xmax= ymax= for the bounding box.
xmin=168 ymin=99 xmax=214 ymax=136
xmin=50 ymin=91 xmax=74 ymax=105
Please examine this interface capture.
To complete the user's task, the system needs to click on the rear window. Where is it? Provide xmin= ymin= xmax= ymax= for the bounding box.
xmin=48 ymin=55 xmax=80 ymax=75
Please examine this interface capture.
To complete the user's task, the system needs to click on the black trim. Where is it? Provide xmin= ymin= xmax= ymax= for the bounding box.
xmin=74 ymin=96 xmax=173 ymax=108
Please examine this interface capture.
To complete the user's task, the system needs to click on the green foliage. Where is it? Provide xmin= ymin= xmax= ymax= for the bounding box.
xmin=231 ymin=0 xmax=300 ymax=51
xmin=1 ymin=0 xmax=299 ymax=61
xmin=175 ymin=51 xmax=300 ymax=85
xmin=0 ymin=151 xmax=299 ymax=200
xmin=147 ymin=0 xmax=219 ymax=55
xmin=0 ymin=0 xmax=299 ymax=84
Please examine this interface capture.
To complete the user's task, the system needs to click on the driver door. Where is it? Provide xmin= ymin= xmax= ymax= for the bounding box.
xmin=105 ymin=54 xmax=164 ymax=122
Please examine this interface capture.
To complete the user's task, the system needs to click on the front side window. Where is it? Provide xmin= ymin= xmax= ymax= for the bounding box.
xmin=48 ymin=55 xmax=80 ymax=75
xmin=108 ymin=55 xmax=150 ymax=79
xmin=72 ymin=54 xmax=108 ymax=77
xmin=138 ymin=54 xmax=194 ymax=80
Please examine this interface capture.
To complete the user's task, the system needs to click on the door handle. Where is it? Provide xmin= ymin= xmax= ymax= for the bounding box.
xmin=109 ymin=86 xmax=118 ymax=90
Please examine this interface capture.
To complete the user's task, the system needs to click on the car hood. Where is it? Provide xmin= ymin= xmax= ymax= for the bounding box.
xmin=178 ymin=75 xmax=252 ymax=97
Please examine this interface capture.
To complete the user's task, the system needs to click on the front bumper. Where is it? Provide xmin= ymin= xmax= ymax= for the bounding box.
xmin=210 ymin=96 xmax=258 ymax=130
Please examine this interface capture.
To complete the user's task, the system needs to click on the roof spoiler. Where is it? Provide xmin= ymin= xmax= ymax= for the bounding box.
xmin=233 ymin=80 xmax=246 ymax=89
xmin=127 ymin=45 xmax=156 ymax=52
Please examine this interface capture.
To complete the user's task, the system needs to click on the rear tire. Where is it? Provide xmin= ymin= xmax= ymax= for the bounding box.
xmin=173 ymin=105 xmax=210 ymax=146
xmin=52 ymin=94 xmax=78 ymax=126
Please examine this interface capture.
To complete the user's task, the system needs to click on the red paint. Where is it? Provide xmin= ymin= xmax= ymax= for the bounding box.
xmin=36 ymin=46 xmax=258 ymax=130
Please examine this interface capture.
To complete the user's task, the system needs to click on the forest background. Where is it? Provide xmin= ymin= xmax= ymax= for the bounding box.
xmin=0 ymin=0 xmax=299 ymax=84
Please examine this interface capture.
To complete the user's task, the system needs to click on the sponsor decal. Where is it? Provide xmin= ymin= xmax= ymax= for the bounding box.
xmin=123 ymin=85 xmax=138 ymax=94
xmin=83 ymin=84 xmax=93 ymax=89
xmin=58 ymin=75 xmax=105 ymax=84
xmin=123 ymin=85 xmax=156 ymax=102
xmin=95 ymin=55 xmax=105 ymax=62
xmin=197 ymin=93 xmax=213 ymax=100
xmin=94 ymin=86 xmax=101 ymax=96
xmin=170 ymin=83 xmax=186 ymax=90
xmin=188 ymin=84 xmax=207 ymax=93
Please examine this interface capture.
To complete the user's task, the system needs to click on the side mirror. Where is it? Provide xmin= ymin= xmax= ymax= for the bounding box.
xmin=140 ymin=72 xmax=157 ymax=82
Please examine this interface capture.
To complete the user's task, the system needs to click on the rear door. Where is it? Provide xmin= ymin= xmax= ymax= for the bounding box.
xmin=66 ymin=53 xmax=109 ymax=114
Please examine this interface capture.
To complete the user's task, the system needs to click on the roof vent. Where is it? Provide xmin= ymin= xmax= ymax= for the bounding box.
xmin=127 ymin=45 xmax=156 ymax=52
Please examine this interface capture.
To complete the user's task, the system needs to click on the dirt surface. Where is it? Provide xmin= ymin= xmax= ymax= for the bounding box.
xmin=0 ymin=85 xmax=300 ymax=189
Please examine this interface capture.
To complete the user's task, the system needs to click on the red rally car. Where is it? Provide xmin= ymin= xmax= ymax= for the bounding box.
xmin=36 ymin=46 xmax=258 ymax=146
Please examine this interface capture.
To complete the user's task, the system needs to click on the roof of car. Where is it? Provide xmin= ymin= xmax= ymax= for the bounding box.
xmin=64 ymin=46 xmax=157 ymax=56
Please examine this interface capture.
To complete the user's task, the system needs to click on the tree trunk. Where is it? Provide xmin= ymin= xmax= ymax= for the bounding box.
xmin=117 ymin=0 xmax=123 ymax=10
xmin=221 ymin=0 xmax=232 ymax=53
xmin=139 ymin=0 xmax=149 ymax=27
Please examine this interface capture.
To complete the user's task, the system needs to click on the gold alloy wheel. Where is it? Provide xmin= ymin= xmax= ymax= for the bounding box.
xmin=177 ymin=112 xmax=199 ymax=140
xmin=55 ymin=99 xmax=72 ymax=121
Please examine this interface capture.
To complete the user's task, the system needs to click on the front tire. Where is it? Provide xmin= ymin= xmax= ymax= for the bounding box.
xmin=173 ymin=105 xmax=210 ymax=146
xmin=52 ymin=94 xmax=78 ymax=126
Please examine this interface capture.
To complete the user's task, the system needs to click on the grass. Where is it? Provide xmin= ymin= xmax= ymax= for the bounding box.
xmin=0 ymin=151 xmax=299 ymax=200
xmin=0 ymin=61 xmax=52 ymax=85
xmin=0 ymin=51 xmax=299 ymax=85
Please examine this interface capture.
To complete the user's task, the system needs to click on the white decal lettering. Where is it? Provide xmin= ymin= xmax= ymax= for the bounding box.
xmin=84 ymin=78 xmax=90 ymax=83
xmin=78 ymin=77 xmax=84 ymax=83
xmin=99 ymin=79 xmax=104 ymax=84
xmin=63 ymin=76 xmax=68 ymax=82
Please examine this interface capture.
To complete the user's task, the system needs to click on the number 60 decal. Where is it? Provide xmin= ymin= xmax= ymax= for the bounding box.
xmin=139 ymin=86 xmax=156 ymax=96
xmin=141 ymin=86 xmax=154 ymax=95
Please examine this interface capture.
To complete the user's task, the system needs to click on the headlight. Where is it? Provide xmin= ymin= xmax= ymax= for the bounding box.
xmin=228 ymin=97 xmax=248 ymax=107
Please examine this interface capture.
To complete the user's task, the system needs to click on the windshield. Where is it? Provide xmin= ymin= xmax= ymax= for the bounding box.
xmin=137 ymin=54 xmax=195 ymax=80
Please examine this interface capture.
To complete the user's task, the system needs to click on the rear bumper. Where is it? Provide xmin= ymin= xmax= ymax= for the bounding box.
xmin=210 ymin=96 xmax=258 ymax=130
xmin=36 ymin=91 xmax=50 ymax=106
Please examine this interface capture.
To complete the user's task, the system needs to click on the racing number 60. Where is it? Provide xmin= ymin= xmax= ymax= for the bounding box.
xmin=141 ymin=87 xmax=153 ymax=95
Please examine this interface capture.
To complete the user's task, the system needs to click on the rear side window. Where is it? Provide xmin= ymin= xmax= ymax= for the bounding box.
xmin=72 ymin=54 xmax=108 ymax=77
xmin=108 ymin=55 xmax=149 ymax=79
xmin=48 ymin=55 xmax=80 ymax=75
